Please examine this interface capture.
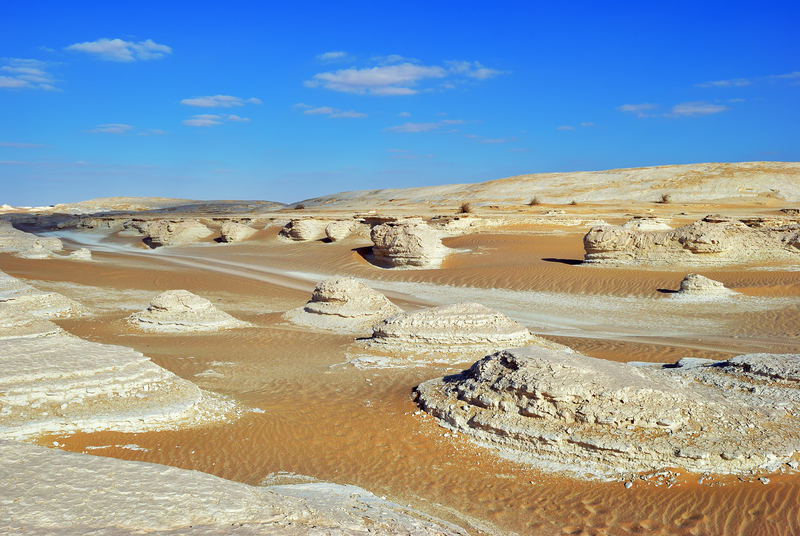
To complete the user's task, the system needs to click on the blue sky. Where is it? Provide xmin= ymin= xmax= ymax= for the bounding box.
xmin=1 ymin=1 xmax=798 ymax=206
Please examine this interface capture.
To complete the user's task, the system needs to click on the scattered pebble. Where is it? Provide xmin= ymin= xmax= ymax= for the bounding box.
xmin=759 ymin=477 xmax=770 ymax=485
xmin=624 ymin=481 xmax=633 ymax=489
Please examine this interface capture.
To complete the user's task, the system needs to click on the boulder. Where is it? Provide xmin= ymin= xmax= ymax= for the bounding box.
xmin=279 ymin=219 xmax=329 ymax=241
xmin=368 ymin=219 xmax=449 ymax=268
xmin=137 ymin=219 xmax=213 ymax=247
xmin=128 ymin=290 xmax=246 ymax=332
xmin=325 ymin=220 xmax=358 ymax=241
xmin=283 ymin=277 xmax=401 ymax=334
xmin=416 ymin=347 xmax=800 ymax=477
xmin=584 ymin=214 xmax=800 ymax=265
xmin=675 ymin=273 xmax=733 ymax=296
xmin=68 ymin=247 xmax=92 ymax=261
xmin=219 ymin=221 xmax=257 ymax=243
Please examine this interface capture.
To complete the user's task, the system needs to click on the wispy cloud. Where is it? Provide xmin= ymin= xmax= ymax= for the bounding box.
xmin=180 ymin=95 xmax=261 ymax=107
xmin=317 ymin=51 xmax=348 ymax=63
xmin=385 ymin=122 xmax=441 ymax=133
xmin=0 ymin=141 xmax=45 ymax=148
xmin=303 ymin=106 xmax=335 ymax=115
xmin=480 ymin=138 xmax=509 ymax=143
xmin=617 ymin=103 xmax=658 ymax=118
xmin=227 ymin=115 xmax=250 ymax=122
xmin=440 ymin=119 xmax=465 ymax=125
xmin=292 ymin=103 xmax=313 ymax=110
xmin=0 ymin=59 xmax=58 ymax=90
xmin=697 ymin=78 xmax=751 ymax=88
xmin=66 ymin=38 xmax=171 ymax=62
xmin=770 ymin=71 xmax=800 ymax=80
xmin=330 ymin=110 xmax=368 ymax=118
xmin=296 ymin=104 xmax=368 ymax=118
xmin=138 ymin=129 xmax=168 ymax=136
xmin=669 ymin=101 xmax=728 ymax=117
xmin=398 ymin=111 xmax=410 ymax=117
xmin=90 ymin=123 xmax=133 ymax=134
xmin=306 ymin=56 xmax=506 ymax=96
xmin=183 ymin=115 xmax=223 ymax=127
xmin=581 ymin=122 xmax=594 ymax=127
xmin=557 ymin=125 xmax=574 ymax=131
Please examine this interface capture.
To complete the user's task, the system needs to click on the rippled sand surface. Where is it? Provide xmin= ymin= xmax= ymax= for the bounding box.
xmin=5 ymin=216 xmax=800 ymax=535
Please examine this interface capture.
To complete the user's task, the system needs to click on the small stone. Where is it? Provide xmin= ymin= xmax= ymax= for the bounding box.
xmin=624 ymin=481 xmax=633 ymax=489
xmin=759 ymin=477 xmax=770 ymax=485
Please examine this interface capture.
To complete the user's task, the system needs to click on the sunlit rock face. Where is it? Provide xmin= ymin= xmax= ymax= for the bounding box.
xmin=136 ymin=219 xmax=213 ymax=247
xmin=219 ymin=221 xmax=257 ymax=243
xmin=368 ymin=219 xmax=449 ymax=269
xmin=674 ymin=273 xmax=733 ymax=297
xmin=279 ymin=219 xmax=330 ymax=241
xmin=0 ymin=220 xmax=63 ymax=259
xmin=416 ymin=346 xmax=800 ymax=477
xmin=128 ymin=290 xmax=247 ymax=332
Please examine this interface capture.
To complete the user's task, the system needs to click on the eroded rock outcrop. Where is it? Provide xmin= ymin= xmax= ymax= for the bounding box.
xmin=675 ymin=273 xmax=733 ymax=297
xmin=416 ymin=347 xmax=800 ymax=477
xmin=68 ymin=247 xmax=92 ymax=261
xmin=584 ymin=214 xmax=800 ymax=265
xmin=0 ymin=304 xmax=64 ymax=340
xmin=358 ymin=303 xmax=567 ymax=365
xmin=128 ymin=290 xmax=246 ymax=332
xmin=368 ymin=219 xmax=449 ymax=268
xmin=219 ymin=221 xmax=257 ymax=243
xmin=283 ymin=277 xmax=401 ymax=334
xmin=325 ymin=220 xmax=358 ymax=241
xmin=0 ymin=270 xmax=82 ymax=317
xmin=137 ymin=219 xmax=213 ymax=247
xmin=0 ymin=439 xmax=466 ymax=535
xmin=0 ymin=220 xmax=63 ymax=258
xmin=621 ymin=216 xmax=672 ymax=231
xmin=279 ymin=219 xmax=330 ymax=241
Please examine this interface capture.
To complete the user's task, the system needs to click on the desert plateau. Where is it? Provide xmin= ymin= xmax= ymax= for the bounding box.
xmin=0 ymin=162 xmax=799 ymax=534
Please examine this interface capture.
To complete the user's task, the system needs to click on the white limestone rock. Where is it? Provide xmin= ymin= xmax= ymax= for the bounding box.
xmin=416 ymin=347 xmax=800 ymax=477
xmin=0 ymin=220 xmax=63 ymax=258
xmin=279 ymin=219 xmax=330 ymax=241
xmin=283 ymin=277 xmax=401 ymax=335
xmin=368 ymin=219 xmax=449 ymax=269
xmin=0 ymin=304 xmax=64 ymax=340
xmin=621 ymin=216 xmax=672 ymax=231
xmin=0 ymin=439 xmax=466 ymax=535
xmin=68 ymin=248 xmax=92 ymax=261
xmin=675 ymin=273 xmax=734 ymax=297
xmin=137 ymin=219 xmax=213 ymax=247
xmin=128 ymin=290 xmax=247 ymax=332
xmin=219 ymin=221 xmax=257 ymax=243
xmin=0 ymin=270 xmax=83 ymax=318
xmin=325 ymin=219 xmax=358 ymax=241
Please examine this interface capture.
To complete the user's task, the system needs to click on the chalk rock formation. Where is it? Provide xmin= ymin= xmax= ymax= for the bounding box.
xmin=219 ymin=221 xmax=257 ymax=243
xmin=129 ymin=290 xmax=246 ymax=332
xmin=369 ymin=219 xmax=449 ymax=268
xmin=0 ymin=335 xmax=234 ymax=439
xmin=0 ymin=220 xmax=63 ymax=258
xmin=675 ymin=273 xmax=733 ymax=297
xmin=0 ymin=270 xmax=82 ymax=318
xmin=284 ymin=277 xmax=401 ymax=334
xmin=137 ymin=219 xmax=213 ymax=247
xmin=363 ymin=303 xmax=566 ymax=362
xmin=279 ymin=219 xmax=330 ymax=241
xmin=429 ymin=214 xmax=485 ymax=236
xmin=0 ymin=304 xmax=64 ymax=340
xmin=68 ymin=247 xmax=92 ymax=261
xmin=621 ymin=216 xmax=672 ymax=231
xmin=325 ymin=219 xmax=358 ymax=241
xmin=584 ymin=214 xmax=800 ymax=265
xmin=416 ymin=347 xmax=800 ymax=476
xmin=0 ymin=440 xmax=465 ymax=535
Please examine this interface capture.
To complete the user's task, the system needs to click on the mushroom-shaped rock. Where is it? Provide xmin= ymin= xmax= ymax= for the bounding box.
xmin=325 ymin=220 xmax=357 ymax=242
xmin=416 ymin=347 xmax=800 ymax=477
xmin=219 ymin=221 xmax=257 ymax=243
xmin=675 ymin=273 xmax=733 ymax=296
xmin=365 ymin=303 xmax=565 ymax=360
xmin=283 ymin=277 xmax=400 ymax=334
xmin=128 ymin=290 xmax=246 ymax=332
xmin=140 ymin=219 xmax=213 ymax=247
xmin=279 ymin=219 xmax=329 ymax=241
xmin=368 ymin=219 xmax=448 ymax=268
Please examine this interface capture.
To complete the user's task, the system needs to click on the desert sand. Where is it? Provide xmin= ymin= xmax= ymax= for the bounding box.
xmin=2 ymin=161 xmax=800 ymax=535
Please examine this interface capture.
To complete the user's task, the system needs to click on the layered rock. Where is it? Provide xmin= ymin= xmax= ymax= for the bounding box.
xmin=325 ymin=219 xmax=358 ymax=241
xmin=368 ymin=219 xmax=449 ymax=268
xmin=128 ymin=290 xmax=246 ymax=332
xmin=219 ymin=221 xmax=257 ymax=243
xmin=283 ymin=277 xmax=401 ymax=334
xmin=361 ymin=303 xmax=566 ymax=363
xmin=279 ymin=219 xmax=330 ymax=241
xmin=416 ymin=347 xmax=800 ymax=476
xmin=0 ymin=270 xmax=82 ymax=317
xmin=621 ymin=216 xmax=672 ymax=231
xmin=0 ymin=304 xmax=64 ymax=340
xmin=584 ymin=214 xmax=800 ymax=265
xmin=675 ymin=273 xmax=733 ymax=297
xmin=137 ymin=219 xmax=213 ymax=247
xmin=0 ymin=220 xmax=63 ymax=258
xmin=0 ymin=439 xmax=465 ymax=535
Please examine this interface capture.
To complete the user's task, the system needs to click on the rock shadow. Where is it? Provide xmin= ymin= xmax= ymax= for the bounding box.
xmin=542 ymin=257 xmax=583 ymax=266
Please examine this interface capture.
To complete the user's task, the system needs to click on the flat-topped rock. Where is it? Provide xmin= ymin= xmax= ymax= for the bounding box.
xmin=128 ymin=290 xmax=246 ymax=332
xmin=0 ymin=335 xmax=233 ymax=439
xmin=621 ymin=216 xmax=672 ymax=231
xmin=0 ymin=270 xmax=82 ymax=318
xmin=283 ymin=277 xmax=401 ymax=335
xmin=279 ymin=219 xmax=330 ymax=241
xmin=416 ymin=347 xmax=800 ymax=477
xmin=675 ymin=273 xmax=733 ymax=296
xmin=219 ymin=221 xmax=257 ymax=243
xmin=584 ymin=214 xmax=800 ymax=265
xmin=361 ymin=303 xmax=567 ymax=363
xmin=0 ymin=439 xmax=465 ymax=535
xmin=137 ymin=219 xmax=213 ymax=247
xmin=368 ymin=219 xmax=449 ymax=269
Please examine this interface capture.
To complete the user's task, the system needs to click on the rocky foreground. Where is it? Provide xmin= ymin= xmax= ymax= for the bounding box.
xmin=416 ymin=347 xmax=800 ymax=477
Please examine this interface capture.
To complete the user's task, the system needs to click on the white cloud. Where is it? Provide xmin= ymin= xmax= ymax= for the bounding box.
xmin=697 ymin=78 xmax=751 ymax=88
xmin=0 ymin=59 xmax=58 ymax=90
xmin=727 ymin=98 xmax=745 ymax=103
xmin=292 ymin=103 xmax=313 ymax=110
xmin=303 ymin=106 xmax=336 ymax=115
xmin=0 ymin=141 xmax=45 ymax=148
xmin=398 ymin=111 xmax=410 ymax=117
xmin=65 ymin=38 xmax=171 ymax=62
xmin=669 ymin=101 xmax=728 ymax=116
xmin=617 ymin=103 xmax=657 ymax=118
xmin=445 ymin=60 xmax=508 ymax=80
xmin=227 ymin=115 xmax=250 ymax=122
xmin=181 ymin=95 xmax=261 ymax=107
xmin=557 ymin=125 xmax=574 ymax=131
xmin=90 ymin=123 xmax=133 ymax=134
xmin=581 ymin=122 xmax=594 ymax=127
xmin=183 ymin=114 xmax=223 ymax=127
xmin=307 ymin=63 xmax=447 ymax=95
xmin=329 ymin=110 xmax=368 ymax=118
xmin=317 ymin=51 xmax=347 ymax=62
xmin=385 ymin=122 xmax=441 ymax=133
